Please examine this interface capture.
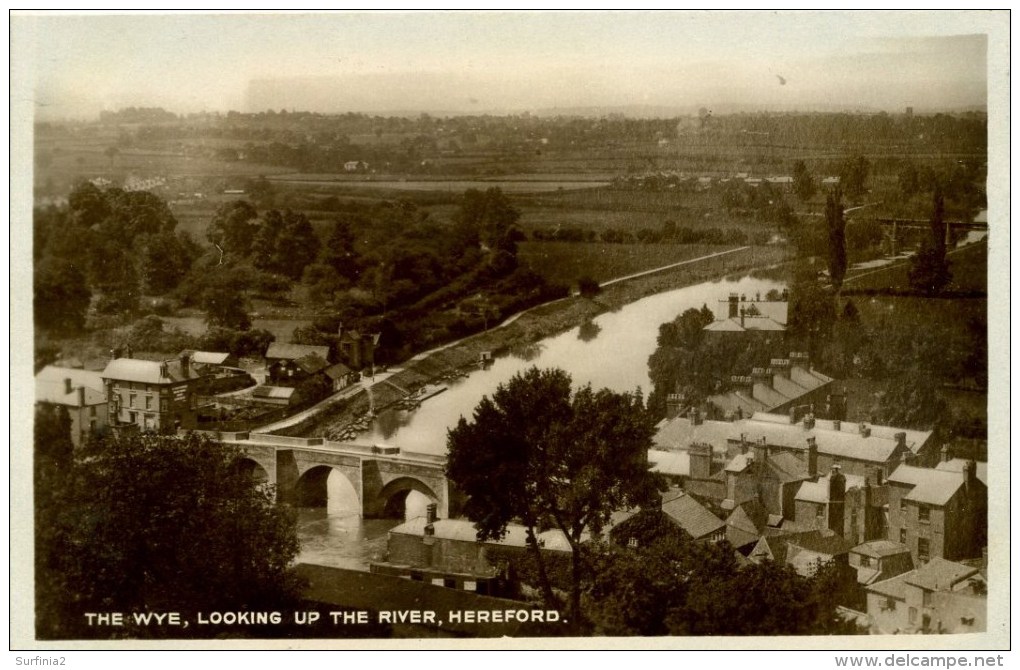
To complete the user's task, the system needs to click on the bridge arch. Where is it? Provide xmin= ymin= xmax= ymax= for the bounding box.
xmin=294 ymin=465 xmax=360 ymax=513
xmin=233 ymin=457 xmax=270 ymax=485
xmin=375 ymin=476 xmax=440 ymax=520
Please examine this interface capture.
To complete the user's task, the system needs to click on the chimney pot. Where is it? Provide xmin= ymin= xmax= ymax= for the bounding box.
xmin=77 ymin=385 xmax=86 ymax=406
xmin=833 ymin=419 xmax=841 ymax=431
xmin=64 ymin=378 xmax=72 ymax=394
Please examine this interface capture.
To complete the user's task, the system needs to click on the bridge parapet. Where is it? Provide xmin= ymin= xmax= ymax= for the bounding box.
xmin=248 ymin=433 xmax=324 ymax=447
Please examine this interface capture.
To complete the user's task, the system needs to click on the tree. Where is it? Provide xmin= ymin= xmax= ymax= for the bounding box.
xmin=201 ymin=273 xmax=251 ymax=331
xmin=455 ymin=187 xmax=521 ymax=253
xmin=446 ymin=367 xmax=660 ymax=628
xmin=909 ymin=188 xmax=953 ymax=296
xmin=34 ymin=258 xmax=92 ymax=333
xmin=839 ymin=155 xmax=870 ymax=199
xmin=207 ymin=200 xmax=258 ymax=257
xmin=322 ymin=217 xmax=361 ymax=282
xmin=34 ymin=432 xmax=301 ymax=639
xmin=577 ymin=275 xmax=601 ymax=299
xmin=792 ymin=160 xmax=816 ymax=201
xmin=825 ymin=188 xmax=847 ymax=293
xmin=274 ymin=210 xmax=320 ymax=280
xmin=251 ymin=209 xmax=285 ymax=272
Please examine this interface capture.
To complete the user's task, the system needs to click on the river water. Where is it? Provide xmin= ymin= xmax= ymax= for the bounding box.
xmin=296 ymin=271 xmax=786 ymax=569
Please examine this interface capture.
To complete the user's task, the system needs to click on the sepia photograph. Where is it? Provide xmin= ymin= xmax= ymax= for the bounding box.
xmin=9 ymin=9 xmax=1010 ymax=656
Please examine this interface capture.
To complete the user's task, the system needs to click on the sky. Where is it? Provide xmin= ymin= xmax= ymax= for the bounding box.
xmin=14 ymin=11 xmax=999 ymax=119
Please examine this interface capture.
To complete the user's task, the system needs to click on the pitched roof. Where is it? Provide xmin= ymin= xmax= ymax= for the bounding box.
xmin=652 ymin=416 xmax=732 ymax=452
xmin=766 ymin=451 xmax=811 ymax=483
xmin=36 ymin=366 xmax=105 ymax=393
xmin=729 ymin=415 xmax=909 ymax=464
xmin=905 ymin=558 xmax=979 ymax=592
xmin=869 ymin=558 xmax=979 ymax=600
xmin=660 ymin=491 xmax=725 ymax=540
xmin=852 ymin=540 xmax=912 ymax=559
xmin=390 ymin=517 xmax=572 ymax=553
xmin=648 ymin=449 xmax=690 ymax=477
xmin=101 ymin=358 xmax=201 ymax=385
xmin=295 ymin=353 xmax=330 ymax=375
xmin=35 ymin=369 xmax=107 ymax=407
xmin=796 ymin=473 xmax=866 ymax=504
xmin=252 ymin=385 xmax=295 ymax=400
xmin=888 ymin=464 xmax=975 ymax=506
xmin=264 ymin=342 xmax=330 ymax=361
xmin=935 ymin=459 xmax=988 ymax=485
xmin=704 ymin=316 xmax=786 ymax=332
xmin=180 ymin=350 xmax=232 ymax=365
xmin=746 ymin=412 xmax=932 ymax=456
xmin=325 ymin=362 xmax=355 ymax=380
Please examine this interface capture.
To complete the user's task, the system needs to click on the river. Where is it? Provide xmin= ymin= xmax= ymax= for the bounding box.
xmin=296 ymin=271 xmax=786 ymax=569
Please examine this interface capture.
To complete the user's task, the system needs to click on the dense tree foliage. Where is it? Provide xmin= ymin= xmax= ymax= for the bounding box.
xmin=584 ymin=511 xmax=862 ymax=636
xmin=446 ymin=367 xmax=661 ymax=627
xmin=34 ymin=429 xmax=301 ymax=639
xmin=792 ymin=160 xmax=816 ymax=201
xmin=909 ymin=188 xmax=953 ymax=295
xmin=825 ymin=189 xmax=848 ymax=291
xmin=33 ymin=181 xmax=201 ymax=333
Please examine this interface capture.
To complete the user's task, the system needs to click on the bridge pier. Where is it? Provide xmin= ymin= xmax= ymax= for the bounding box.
xmin=214 ymin=431 xmax=450 ymax=519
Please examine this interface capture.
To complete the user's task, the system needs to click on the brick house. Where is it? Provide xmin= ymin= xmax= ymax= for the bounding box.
xmin=865 ymin=558 xmax=986 ymax=634
xmin=886 ymin=461 xmax=987 ymax=565
xmin=35 ymin=366 xmax=109 ymax=446
xmin=264 ymin=343 xmax=330 ymax=385
xmin=101 ymin=355 xmax=201 ymax=432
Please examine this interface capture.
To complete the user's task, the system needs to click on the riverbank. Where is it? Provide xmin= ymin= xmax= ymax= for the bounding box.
xmin=274 ymin=244 xmax=791 ymax=438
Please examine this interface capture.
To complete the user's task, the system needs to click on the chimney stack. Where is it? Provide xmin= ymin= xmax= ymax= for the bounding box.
xmin=963 ymin=460 xmax=977 ymax=489
xmin=828 ymin=464 xmax=846 ymax=536
xmin=803 ymin=414 xmax=816 ymax=430
xmin=180 ymin=352 xmax=190 ymax=378
xmin=806 ymin=437 xmax=818 ymax=478
xmin=771 ymin=358 xmax=791 ymax=378
xmin=160 ymin=361 xmax=169 ymax=378
xmin=894 ymin=432 xmax=907 ymax=450
xmin=77 ymin=386 xmax=85 ymax=407
xmin=740 ymin=433 xmax=749 ymax=455
xmin=665 ymin=393 xmax=684 ymax=419
xmin=753 ymin=437 xmax=768 ymax=466
xmin=690 ymin=442 xmax=713 ymax=480
xmin=789 ymin=406 xmax=798 ymax=424
xmin=858 ymin=423 xmax=871 ymax=438
xmin=740 ymin=307 xmax=745 ymax=328
xmin=870 ymin=465 xmax=884 ymax=486
xmin=941 ymin=445 xmax=952 ymax=463
xmin=690 ymin=407 xmax=703 ymax=426
xmin=125 ymin=344 xmax=133 ymax=358
xmin=426 ymin=503 xmax=438 ymax=524
xmin=728 ymin=293 xmax=739 ymax=318
xmin=832 ymin=419 xmax=841 ymax=431
xmin=64 ymin=378 xmax=72 ymax=395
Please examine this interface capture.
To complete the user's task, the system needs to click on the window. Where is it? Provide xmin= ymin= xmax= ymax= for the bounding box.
xmin=628 ymin=537 xmax=639 ymax=548
xmin=145 ymin=396 xmax=152 ymax=410
xmin=900 ymin=528 xmax=907 ymax=544
xmin=899 ymin=499 xmax=907 ymax=513
xmin=918 ymin=538 xmax=930 ymax=563
xmin=908 ymin=607 xmax=917 ymax=624
xmin=129 ymin=393 xmax=136 ymax=408
xmin=922 ymin=590 xmax=932 ymax=607
xmin=918 ymin=506 xmax=930 ymax=522
xmin=128 ymin=411 xmax=136 ymax=424
xmin=90 ymin=406 xmax=97 ymax=417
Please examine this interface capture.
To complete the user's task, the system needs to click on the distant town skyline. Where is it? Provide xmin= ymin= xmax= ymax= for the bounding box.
xmin=15 ymin=11 xmax=995 ymax=120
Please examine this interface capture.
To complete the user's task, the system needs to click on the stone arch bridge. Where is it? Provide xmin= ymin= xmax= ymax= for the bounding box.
xmin=194 ymin=430 xmax=454 ymax=518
